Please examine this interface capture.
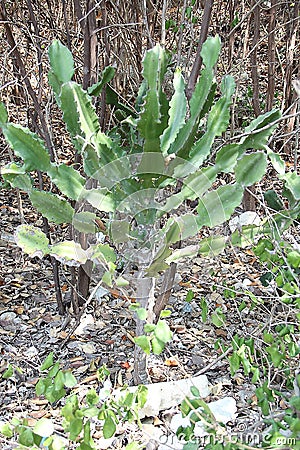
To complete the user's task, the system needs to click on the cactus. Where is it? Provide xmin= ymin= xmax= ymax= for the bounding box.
xmin=1 ymin=36 xmax=282 ymax=383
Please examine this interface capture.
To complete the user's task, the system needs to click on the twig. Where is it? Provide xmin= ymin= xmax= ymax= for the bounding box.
xmin=193 ymin=346 xmax=232 ymax=376
xmin=58 ymin=280 xmax=103 ymax=349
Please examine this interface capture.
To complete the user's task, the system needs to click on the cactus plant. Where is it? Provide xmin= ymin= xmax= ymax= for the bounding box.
xmin=0 ymin=36 xmax=281 ymax=383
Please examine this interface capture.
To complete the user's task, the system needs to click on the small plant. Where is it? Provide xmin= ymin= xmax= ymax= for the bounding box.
xmin=175 ymin=387 xmax=242 ymax=449
xmin=0 ymin=354 xmax=147 ymax=449
xmin=254 ymin=236 xmax=300 ymax=308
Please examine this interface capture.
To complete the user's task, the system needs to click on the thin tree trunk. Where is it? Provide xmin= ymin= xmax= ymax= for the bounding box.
xmin=266 ymin=0 xmax=276 ymax=112
xmin=250 ymin=0 xmax=261 ymax=117
xmin=282 ymin=2 xmax=299 ymax=154
xmin=186 ymin=0 xmax=214 ymax=100
xmin=73 ymin=0 xmax=99 ymax=306
xmin=153 ymin=262 xmax=177 ymax=323
xmin=0 ymin=1 xmax=54 ymax=158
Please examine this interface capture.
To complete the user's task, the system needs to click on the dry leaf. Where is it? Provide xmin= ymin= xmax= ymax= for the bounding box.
xmin=164 ymin=358 xmax=179 ymax=367
xmin=210 ymin=382 xmax=223 ymax=395
xmin=29 ymin=410 xmax=47 ymax=420
xmin=119 ymin=361 xmax=131 ymax=369
xmin=14 ymin=305 xmax=24 ymax=314
xmin=153 ymin=416 xmax=163 ymax=426
xmin=215 ymin=329 xmax=227 ymax=337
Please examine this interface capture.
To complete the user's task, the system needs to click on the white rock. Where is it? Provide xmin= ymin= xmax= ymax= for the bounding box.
xmin=229 ymin=211 xmax=260 ymax=233
xmin=158 ymin=397 xmax=237 ymax=450
xmin=168 ymin=397 xmax=237 ymax=444
xmin=24 ymin=346 xmax=39 ymax=357
xmin=74 ymin=314 xmax=95 ymax=335
xmin=112 ymin=375 xmax=210 ymax=419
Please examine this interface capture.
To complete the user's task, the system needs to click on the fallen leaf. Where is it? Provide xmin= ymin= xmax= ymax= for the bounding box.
xmin=215 ymin=329 xmax=227 ymax=337
xmin=29 ymin=410 xmax=47 ymax=420
xmin=119 ymin=361 xmax=131 ymax=369
xmin=31 ymin=398 xmax=49 ymax=406
xmin=153 ymin=416 xmax=163 ymax=426
xmin=164 ymin=358 xmax=179 ymax=367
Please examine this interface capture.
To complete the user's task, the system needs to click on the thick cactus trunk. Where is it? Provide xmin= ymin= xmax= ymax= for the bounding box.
xmin=133 ymin=248 xmax=155 ymax=385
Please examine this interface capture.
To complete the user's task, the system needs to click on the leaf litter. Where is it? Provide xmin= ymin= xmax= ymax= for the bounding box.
xmin=0 ymin=191 xmax=299 ymax=448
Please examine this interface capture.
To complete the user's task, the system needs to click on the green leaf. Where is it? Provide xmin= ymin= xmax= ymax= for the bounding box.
xmin=198 ymin=235 xmax=226 ymax=256
xmin=163 ymin=214 xmax=200 ymax=244
xmin=201 ymin=35 xmax=221 ymax=68
xmin=35 ymin=378 xmax=47 ymax=396
xmin=185 ymin=290 xmax=194 ymax=303
xmin=188 ymin=75 xmax=235 ymax=168
xmin=115 ymin=276 xmax=129 ymax=287
xmin=106 ymin=85 xmax=136 ymax=117
xmin=0 ymin=421 xmax=13 ymax=438
xmin=90 ymin=243 xmax=116 ymax=264
xmin=60 ymin=82 xmax=100 ymax=153
xmin=19 ymin=427 xmax=34 ymax=446
xmin=48 ymin=361 xmax=60 ymax=378
xmin=103 ymin=415 xmax=116 ymax=439
xmin=86 ymin=389 xmax=99 ymax=407
xmin=1 ymin=163 xmax=33 ymax=192
xmin=211 ymin=308 xmax=226 ymax=328
xmin=267 ymin=150 xmax=285 ymax=175
xmin=34 ymin=418 xmax=54 ymax=438
xmin=197 ymin=184 xmax=243 ymax=228
xmin=161 ymin=166 xmax=218 ymax=213
xmin=2 ymin=364 xmax=13 ymax=379
xmin=0 ymin=102 xmax=8 ymax=125
xmin=81 ymin=188 xmax=115 ymax=213
xmin=125 ymin=443 xmax=141 ymax=450
xmin=229 ymin=352 xmax=240 ymax=376
xmin=73 ymin=211 xmax=97 ymax=233
xmin=134 ymin=335 xmax=151 ymax=355
xmin=50 ymin=241 xmax=88 ymax=266
xmin=109 ymin=220 xmax=130 ymax=244
xmin=160 ymin=309 xmax=171 ymax=318
xmin=282 ymin=171 xmax=300 ymax=200
xmin=264 ymin=189 xmax=284 ymax=211
xmin=69 ymin=417 xmax=83 ymax=441
xmin=235 ymin=152 xmax=267 ymax=187
xmin=165 ymin=245 xmax=199 ymax=264
xmin=48 ymin=163 xmax=85 ymax=200
xmin=48 ymin=40 xmax=74 ymax=83
xmin=54 ymin=370 xmax=65 ymax=390
xmin=215 ymin=144 xmax=239 ymax=173
xmin=200 ymin=298 xmax=208 ymax=323
xmin=151 ymin=336 xmax=166 ymax=355
xmin=2 ymin=124 xmax=51 ymax=172
xmin=240 ymin=109 xmax=281 ymax=150
xmin=138 ymin=44 xmax=169 ymax=152
xmin=170 ymin=69 xmax=215 ymax=158
xmin=266 ymin=345 xmax=284 ymax=367
xmin=251 ymin=367 xmax=260 ymax=383
xmin=102 ymin=270 xmax=112 ymax=286
xmin=40 ymin=352 xmax=54 ymax=371
xmin=29 ymin=190 xmax=74 ymax=224
xmin=88 ymin=66 xmax=116 ymax=96
xmin=15 ymin=225 xmax=50 ymax=258
xmin=287 ymin=250 xmax=300 ymax=268
xmin=136 ymin=308 xmax=147 ymax=320
xmin=154 ymin=320 xmax=172 ymax=343
xmin=161 ymin=68 xmax=187 ymax=155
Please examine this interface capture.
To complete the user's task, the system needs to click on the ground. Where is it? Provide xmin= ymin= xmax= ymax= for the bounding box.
xmin=1 ymin=186 xmax=296 ymax=449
